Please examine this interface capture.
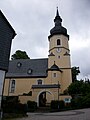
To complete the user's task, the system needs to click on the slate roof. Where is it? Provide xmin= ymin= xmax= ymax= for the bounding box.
xmin=0 ymin=10 xmax=16 ymax=71
xmin=6 ymin=58 xmax=48 ymax=78
xmin=47 ymin=62 xmax=62 ymax=72
xmin=0 ymin=10 xmax=16 ymax=37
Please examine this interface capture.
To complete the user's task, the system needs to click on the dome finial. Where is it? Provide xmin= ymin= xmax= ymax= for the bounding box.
xmin=54 ymin=7 xmax=62 ymax=25
xmin=48 ymin=7 xmax=69 ymax=39
xmin=56 ymin=6 xmax=59 ymax=16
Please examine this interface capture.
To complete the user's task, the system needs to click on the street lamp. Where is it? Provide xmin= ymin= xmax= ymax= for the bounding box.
xmin=0 ymin=10 xmax=16 ymax=119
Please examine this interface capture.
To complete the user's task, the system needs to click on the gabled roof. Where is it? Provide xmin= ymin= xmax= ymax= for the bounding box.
xmin=47 ymin=62 xmax=62 ymax=72
xmin=0 ymin=10 xmax=16 ymax=38
xmin=6 ymin=58 xmax=48 ymax=78
xmin=0 ymin=10 xmax=16 ymax=71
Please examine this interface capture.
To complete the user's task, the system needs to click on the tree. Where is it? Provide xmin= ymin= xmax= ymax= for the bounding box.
xmin=68 ymin=81 xmax=83 ymax=97
xmin=11 ymin=50 xmax=30 ymax=60
xmin=68 ymin=81 xmax=90 ymax=109
xmin=71 ymin=67 xmax=80 ymax=82
xmin=68 ymin=80 xmax=90 ymax=97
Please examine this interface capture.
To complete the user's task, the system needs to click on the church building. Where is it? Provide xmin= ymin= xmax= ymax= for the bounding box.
xmin=4 ymin=8 xmax=72 ymax=107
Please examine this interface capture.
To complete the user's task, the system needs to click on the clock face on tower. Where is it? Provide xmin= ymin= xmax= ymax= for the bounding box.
xmin=56 ymin=48 xmax=61 ymax=52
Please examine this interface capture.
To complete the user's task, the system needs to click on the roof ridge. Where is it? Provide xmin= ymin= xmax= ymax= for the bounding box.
xmin=10 ymin=58 xmax=48 ymax=61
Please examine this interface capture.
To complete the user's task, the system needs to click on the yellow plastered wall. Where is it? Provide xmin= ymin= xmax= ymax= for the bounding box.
xmin=48 ymin=35 xmax=71 ymax=68
xmin=45 ymin=71 xmax=62 ymax=84
xmin=4 ymin=75 xmax=71 ymax=104
xmin=49 ymin=35 xmax=69 ymax=51
xmin=4 ymin=78 xmax=46 ymax=96
xmin=4 ymin=77 xmax=60 ymax=104
xmin=48 ymin=34 xmax=72 ymax=93
xmin=60 ymin=69 xmax=72 ymax=92
xmin=19 ymin=96 xmax=33 ymax=104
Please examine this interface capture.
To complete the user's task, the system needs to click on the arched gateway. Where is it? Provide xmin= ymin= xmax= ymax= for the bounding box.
xmin=37 ymin=90 xmax=54 ymax=107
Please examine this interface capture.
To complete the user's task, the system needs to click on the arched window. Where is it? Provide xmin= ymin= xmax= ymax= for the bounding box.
xmin=57 ymin=39 xmax=61 ymax=45
xmin=37 ymin=79 xmax=42 ymax=85
xmin=10 ymin=80 xmax=15 ymax=93
xmin=53 ymin=73 xmax=57 ymax=77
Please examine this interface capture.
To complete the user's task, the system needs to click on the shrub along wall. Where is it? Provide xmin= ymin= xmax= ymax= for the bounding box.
xmin=3 ymin=96 xmax=27 ymax=114
xmin=50 ymin=100 xmax=65 ymax=110
xmin=27 ymin=101 xmax=37 ymax=112
xmin=71 ymin=94 xmax=90 ymax=109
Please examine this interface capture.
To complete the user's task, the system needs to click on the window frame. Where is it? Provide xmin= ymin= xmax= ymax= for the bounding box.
xmin=37 ymin=79 xmax=43 ymax=85
xmin=57 ymin=39 xmax=61 ymax=46
xmin=10 ymin=79 xmax=16 ymax=93
xmin=53 ymin=73 xmax=57 ymax=78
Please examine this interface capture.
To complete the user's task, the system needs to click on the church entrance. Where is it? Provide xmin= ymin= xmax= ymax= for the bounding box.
xmin=38 ymin=91 xmax=54 ymax=107
xmin=39 ymin=92 xmax=46 ymax=107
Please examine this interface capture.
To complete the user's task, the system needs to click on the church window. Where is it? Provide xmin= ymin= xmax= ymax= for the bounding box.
xmin=37 ymin=79 xmax=42 ymax=85
xmin=10 ymin=79 xmax=15 ymax=93
xmin=53 ymin=73 xmax=57 ymax=77
xmin=57 ymin=39 xmax=61 ymax=45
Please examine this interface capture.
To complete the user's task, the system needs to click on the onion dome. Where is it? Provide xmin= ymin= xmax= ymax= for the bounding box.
xmin=48 ymin=8 xmax=69 ymax=39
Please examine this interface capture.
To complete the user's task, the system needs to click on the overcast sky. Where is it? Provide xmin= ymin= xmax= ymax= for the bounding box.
xmin=0 ymin=0 xmax=90 ymax=80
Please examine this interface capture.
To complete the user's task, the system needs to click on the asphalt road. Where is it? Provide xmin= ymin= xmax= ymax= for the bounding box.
xmin=16 ymin=108 xmax=90 ymax=120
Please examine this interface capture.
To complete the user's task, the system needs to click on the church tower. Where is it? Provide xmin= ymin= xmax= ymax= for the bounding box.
xmin=48 ymin=8 xmax=72 ymax=93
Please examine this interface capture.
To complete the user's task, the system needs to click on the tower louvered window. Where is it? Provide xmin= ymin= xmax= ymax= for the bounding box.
xmin=57 ymin=39 xmax=61 ymax=45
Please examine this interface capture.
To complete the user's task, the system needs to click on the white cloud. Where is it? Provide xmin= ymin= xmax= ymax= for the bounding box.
xmin=1 ymin=0 xmax=90 ymax=79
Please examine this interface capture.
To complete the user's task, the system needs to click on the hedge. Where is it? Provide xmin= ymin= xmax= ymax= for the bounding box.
xmin=27 ymin=101 xmax=37 ymax=112
xmin=50 ymin=100 xmax=65 ymax=110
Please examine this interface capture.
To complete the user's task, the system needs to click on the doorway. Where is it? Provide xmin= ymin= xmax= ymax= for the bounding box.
xmin=39 ymin=92 xmax=46 ymax=107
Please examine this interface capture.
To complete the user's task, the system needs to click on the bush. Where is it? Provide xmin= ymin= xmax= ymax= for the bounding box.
xmin=27 ymin=101 xmax=37 ymax=112
xmin=71 ymin=94 xmax=90 ymax=109
xmin=15 ymin=103 xmax=27 ymax=113
xmin=50 ymin=100 xmax=65 ymax=110
xmin=3 ymin=96 xmax=27 ymax=114
xmin=82 ymin=94 xmax=90 ymax=108
xmin=71 ymin=97 xmax=83 ymax=109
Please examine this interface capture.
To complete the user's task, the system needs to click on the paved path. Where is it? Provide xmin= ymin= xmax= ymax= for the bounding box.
xmin=16 ymin=108 xmax=90 ymax=120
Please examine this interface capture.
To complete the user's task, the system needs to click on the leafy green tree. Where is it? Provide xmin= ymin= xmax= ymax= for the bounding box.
xmin=71 ymin=67 xmax=80 ymax=82
xmin=68 ymin=81 xmax=82 ymax=97
xmin=68 ymin=80 xmax=90 ymax=97
xmin=11 ymin=50 xmax=30 ymax=60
